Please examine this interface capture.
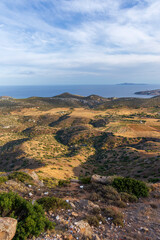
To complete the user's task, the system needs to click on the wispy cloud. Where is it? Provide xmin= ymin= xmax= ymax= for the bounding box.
xmin=0 ymin=0 xmax=160 ymax=85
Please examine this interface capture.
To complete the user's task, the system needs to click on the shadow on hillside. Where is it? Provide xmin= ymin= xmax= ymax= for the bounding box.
xmin=0 ymin=138 xmax=45 ymax=171
xmin=49 ymin=114 xmax=70 ymax=127
xmin=72 ymin=135 xmax=160 ymax=180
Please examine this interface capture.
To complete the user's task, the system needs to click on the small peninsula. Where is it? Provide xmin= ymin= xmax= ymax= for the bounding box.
xmin=135 ymin=89 xmax=160 ymax=96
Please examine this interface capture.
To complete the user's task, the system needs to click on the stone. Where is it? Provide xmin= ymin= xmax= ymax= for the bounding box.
xmin=20 ymin=169 xmax=44 ymax=186
xmin=91 ymin=175 xmax=108 ymax=184
xmin=140 ymin=227 xmax=149 ymax=232
xmin=71 ymin=212 xmax=79 ymax=217
xmin=91 ymin=175 xmax=116 ymax=184
xmin=70 ymin=202 xmax=76 ymax=208
xmin=0 ymin=217 xmax=17 ymax=240
xmin=78 ymin=199 xmax=100 ymax=211
xmin=92 ymin=234 xmax=101 ymax=240
xmin=29 ymin=192 xmax=33 ymax=197
xmin=44 ymin=192 xmax=49 ymax=195
xmin=74 ymin=220 xmax=93 ymax=239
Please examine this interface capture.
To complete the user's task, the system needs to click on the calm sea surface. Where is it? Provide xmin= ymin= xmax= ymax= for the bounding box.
xmin=0 ymin=85 xmax=160 ymax=99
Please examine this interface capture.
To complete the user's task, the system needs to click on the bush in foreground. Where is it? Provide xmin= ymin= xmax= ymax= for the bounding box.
xmin=0 ymin=192 xmax=54 ymax=240
xmin=112 ymin=177 xmax=149 ymax=198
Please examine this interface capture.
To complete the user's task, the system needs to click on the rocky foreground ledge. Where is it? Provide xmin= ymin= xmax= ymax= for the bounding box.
xmin=0 ymin=218 xmax=17 ymax=240
xmin=0 ymin=172 xmax=160 ymax=240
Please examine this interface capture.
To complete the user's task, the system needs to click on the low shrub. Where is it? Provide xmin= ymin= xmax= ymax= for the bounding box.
xmin=0 ymin=192 xmax=54 ymax=240
xmin=86 ymin=214 xmax=105 ymax=227
xmin=112 ymin=177 xmax=149 ymax=198
xmin=58 ymin=179 xmax=70 ymax=187
xmin=103 ymin=206 xmax=124 ymax=227
xmin=89 ymin=192 xmax=102 ymax=202
xmin=104 ymin=186 xmax=120 ymax=201
xmin=37 ymin=196 xmax=71 ymax=212
xmin=120 ymin=192 xmax=138 ymax=203
xmin=80 ymin=176 xmax=91 ymax=184
xmin=8 ymin=172 xmax=33 ymax=184
xmin=114 ymin=200 xmax=127 ymax=208
xmin=0 ymin=176 xmax=8 ymax=183
xmin=91 ymin=207 xmax=101 ymax=215
xmin=148 ymin=178 xmax=160 ymax=183
xmin=43 ymin=178 xmax=57 ymax=188
xmin=86 ymin=215 xmax=99 ymax=227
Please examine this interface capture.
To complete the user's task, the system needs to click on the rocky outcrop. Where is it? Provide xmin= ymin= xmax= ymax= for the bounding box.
xmin=78 ymin=199 xmax=100 ymax=211
xmin=20 ymin=169 xmax=44 ymax=186
xmin=91 ymin=174 xmax=108 ymax=184
xmin=74 ymin=220 xmax=93 ymax=239
xmin=91 ymin=174 xmax=116 ymax=184
xmin=0 ymin=217 xmax=17 ymax=240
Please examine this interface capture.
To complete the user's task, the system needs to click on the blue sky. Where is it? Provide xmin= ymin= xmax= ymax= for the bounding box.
xmin=0 ymin=0 xmax=160 ymax=85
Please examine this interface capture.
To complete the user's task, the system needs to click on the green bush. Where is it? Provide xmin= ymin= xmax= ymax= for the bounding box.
xmin=0 ymin=176 xmax=8 ymax=183
xmin=148 ymin=178 xmax=160 ymax=183
xmin=8 ymin=172 xmax=33 ymax=184
xmin=104 ymin=186 xmax=120 ymax=201
xmin=80 ymin=176 xmax=91 ymax=184
xmin=120 ymin=192 xmax=138 ymax=203
xmin=112 ymin=177 xmax=149 ymax=198
xmin=86 ymin=214 xmax=105 ymax=227
xmin=0 ymin=192 xmax=54 ymax=240
xmin=37 ymin=196 xmax=71 ymax=212
xmin=86 ymin=215 xmax=99 ymax=227
xmin=103 ymin=206 xmax=124 ymax=226
xmin=58 ymin=179 xmax=70 ymax=187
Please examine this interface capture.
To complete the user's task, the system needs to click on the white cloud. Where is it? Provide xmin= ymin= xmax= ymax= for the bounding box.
xmin=0 ymin=0 xmax=160 ymax=84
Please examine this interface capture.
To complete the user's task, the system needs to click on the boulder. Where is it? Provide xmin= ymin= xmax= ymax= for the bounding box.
xmin=91 ymin=174 xmax=116 ymax=184
xmin=74 ymin=220 xmax=93 ymax=239
xmin=20 ymin=169 xmax=44 ymax=186
xmin=0 ymin=217 xmax=17 ymax=240
xmin=92 ymin=234 xmax=101 ymax=240
xmin=91 ymin=175 xmax=108 ymax=184
xmin=78 ymin=199 xmax=100 ymax=211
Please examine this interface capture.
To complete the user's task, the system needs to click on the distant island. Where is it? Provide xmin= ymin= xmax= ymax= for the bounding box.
xmin=135 ymin=89 xmax=160 ymax=96
xmin=117 ymin=83 xmax=147 ymax=85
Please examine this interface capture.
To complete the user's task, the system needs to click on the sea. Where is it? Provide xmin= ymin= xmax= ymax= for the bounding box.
xmin=0 ymin=84 xmax=160 ymax=99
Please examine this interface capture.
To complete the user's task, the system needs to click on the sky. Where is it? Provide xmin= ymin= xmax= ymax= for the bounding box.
xmin=0 ymin=0 xmax=160 ymax=85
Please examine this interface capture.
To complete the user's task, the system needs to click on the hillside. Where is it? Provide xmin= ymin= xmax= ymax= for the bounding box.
xmin=0 ymin=93 xmax=160 ymax=239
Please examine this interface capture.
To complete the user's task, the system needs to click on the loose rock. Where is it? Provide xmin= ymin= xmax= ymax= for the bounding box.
xmin=0 ymin=217 xmax=17 ymax=240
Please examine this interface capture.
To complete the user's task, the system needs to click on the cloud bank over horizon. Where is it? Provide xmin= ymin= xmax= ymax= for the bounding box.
xmin=0 ymin=0 xmax=160 ymax=85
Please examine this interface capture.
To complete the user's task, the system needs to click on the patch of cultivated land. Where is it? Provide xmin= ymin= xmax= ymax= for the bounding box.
xmin=0 ymin=94 xmax=160 ymax=239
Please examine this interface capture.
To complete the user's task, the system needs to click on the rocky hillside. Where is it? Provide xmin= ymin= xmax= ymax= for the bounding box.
xmin=0 ymin=93 xmax=160 ymax=239
xmin=0 ymin=171 xmax=160 ymax=240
